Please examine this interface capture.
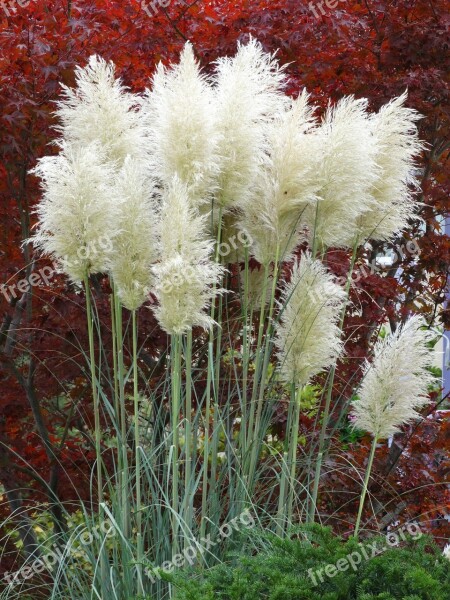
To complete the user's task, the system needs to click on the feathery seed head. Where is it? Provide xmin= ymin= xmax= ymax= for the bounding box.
xmin=240 ymin=90 xmax=321 ymax=264
xmin=55 ymin=56 xmax=146 ymax=166
xmin=212 ymin=38 xmax=288 ymax=210
xmin=357 ymin=92 xmax=423 ymax=241
xmin=275 ymin=253 xmax=346 ymax=386
xmin=31 ymin=142 xmax=119 ymax=283
xmin=151 ymin=176 xmax=225 ymax=335
xmin=144 ymin=42 xmax=218 ymax=207
xmin=109 ymin=157 xmax=160 ymax=311
xmin=351 ymin=315 xmax=435 ymax=439
xmin=302 ymin=96 xmax=379 ymax=249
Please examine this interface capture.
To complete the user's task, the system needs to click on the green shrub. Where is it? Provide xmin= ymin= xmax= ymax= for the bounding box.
xmin=171 ymin=525 xmax=450 ymax=600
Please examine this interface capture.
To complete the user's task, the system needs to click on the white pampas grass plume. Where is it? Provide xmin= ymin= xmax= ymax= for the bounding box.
xmin=357 ymin=92 xmax=423 ymax=241
xmin=351 ymin=315 xmax=435 ymax=439
xmin=55 ymin=55 xmax=146 ymax=165
xmin=239 ymin=90 xmax=321 ymax=265
xmin=212 ymin=38 xmax=288 ymax=210
xmin=302 ymin=96 xmax=378 ymax=249
xmin=144 ymin=42 xmax=218 ymax=207
xmin=152 ymin=177 xmax=225 ymax=335
xmin=443 ymin=544 xmax=450 ymax=561
xmin=109 ymin=157 xmax=159 ymax=311
xmin=275 ymin=254 xmax=346 ymax=386
xmin=31 ymin=143 xmax=119 ymax=282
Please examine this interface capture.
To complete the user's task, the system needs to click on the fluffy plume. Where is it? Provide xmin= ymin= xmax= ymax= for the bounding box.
xmin=109 ymin=157 xmax=159 ymax=311
xmin=302 ymin=96 xmax=378 ymax=249
xmin=151 ymin=177 xmax=224 ymax=335
xmin=144 ymin=43 xmax=218 ymax=206
xmin=212 ymin=38 xmax=288 ymax=211
xmin=351 ymin=316 xmax=435 ymax=439
xmin=357 ymin=93 xmax=423 ymax=241
xmin=275 ymin=254 xmax=346 ymax=385
xmin=31 ymin=143 xmax=119 ymax=282
xmin=55 ymin=55 xmax=146 ymax=165
xmin=239 ymin=91 xmax=321 ymax=265
xmin=443 ymin=544 xmax=450 ymax=561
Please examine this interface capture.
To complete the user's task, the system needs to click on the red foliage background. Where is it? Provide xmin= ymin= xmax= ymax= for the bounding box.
xmin=0 ymin=0 xmax=448 ymax=573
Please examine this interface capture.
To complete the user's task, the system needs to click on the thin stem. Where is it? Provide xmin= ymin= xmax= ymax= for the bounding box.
xmin=276 ymin=451 xmax=289 ymax=536
xmin=184 ymin=330 xmax=193 ymax=548
xmin=110 ymin=285 xmax=122 ymax=512
xmin=83 ymin=274 xmax=103 ymax=509
xmin=311 ymin=201 xmax=320 ymax=258
xmin=248 ymin=246 xmax=280 ymax=485
xmin=110 ymin=285 xmax=119 ymax=429
xmin=308 ymin=237 xmax=359 ymax=522
xmin=209 ymin=294 xmax=223 ymax=513
xmin=276 ymin=383 xmax=301 ymax=536
xmin=171 ymin=333 xmax=182 ymax=554
xmin=201 ymin=208 xmax=222 ymax=535
xmin=236 ymin=247 xmax=250 ymax=515
xmin=246 ymin=261 xmax=270 ymax=465
xmin=114 ymin=287 xmax=129 ymax=537
xmin=354 ymin=435 xmax=378 ymax=539
xmin=200 ymin=338 xmax=214 ymax=541
xmin=241 ymin=246 xmax=250 ymax=431
xmin=132 ymin=310 xmax=144 ymax=595
xmin=83 ymin=274 xmax=107 ymax=587
xmin=287 ymin=384 xmax=302 ymax=527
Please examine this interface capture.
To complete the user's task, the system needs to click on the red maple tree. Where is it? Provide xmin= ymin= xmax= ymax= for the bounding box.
xmin=0 ymin=0 xmax=448 ymax=573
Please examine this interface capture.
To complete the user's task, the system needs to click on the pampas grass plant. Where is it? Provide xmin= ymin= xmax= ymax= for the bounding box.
xmin=5 ymin=40 xmax=434 ymax=600
xmin=351 ymin=315 xmax=435 ymax=537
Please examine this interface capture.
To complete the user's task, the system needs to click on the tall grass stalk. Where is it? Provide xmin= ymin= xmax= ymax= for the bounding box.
xmin=170 ymin=333 xmax=182 ymax=554
xmin=354 ymin=435 xmax=378 ymax=538
xmin=83 ymin=273 xmax=108 ymax=589
xmin=209 ymin=291 xmax=224 ymax=527
xmin=203 ymin=208 xmax=224 ymax=534
xmin=183 ymin=330 xmax=194 ymax=548
xmin=245 ymin=261 xmax=270 ymax=480
xmin=113 ymin=285 xmax=130 ymax=538
xmin=287 ymin=384 xmax=302 ymax=526
xmin=308 ymin=237 xmax=359 ymax=522
xmin=276 ymin=383 xmax=302 ymax=534
xmin=248 ymin=245 xmax=281 ymax=485
xmin=132 ymin=309 xmax=144 ymax=594
xmin=200 ymin=338 xmax=214 ymax=541
xmin=241 ymin=246 xmax=250 ymax=445
xmin=83 ymin=275 xmax=103 ymax=510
